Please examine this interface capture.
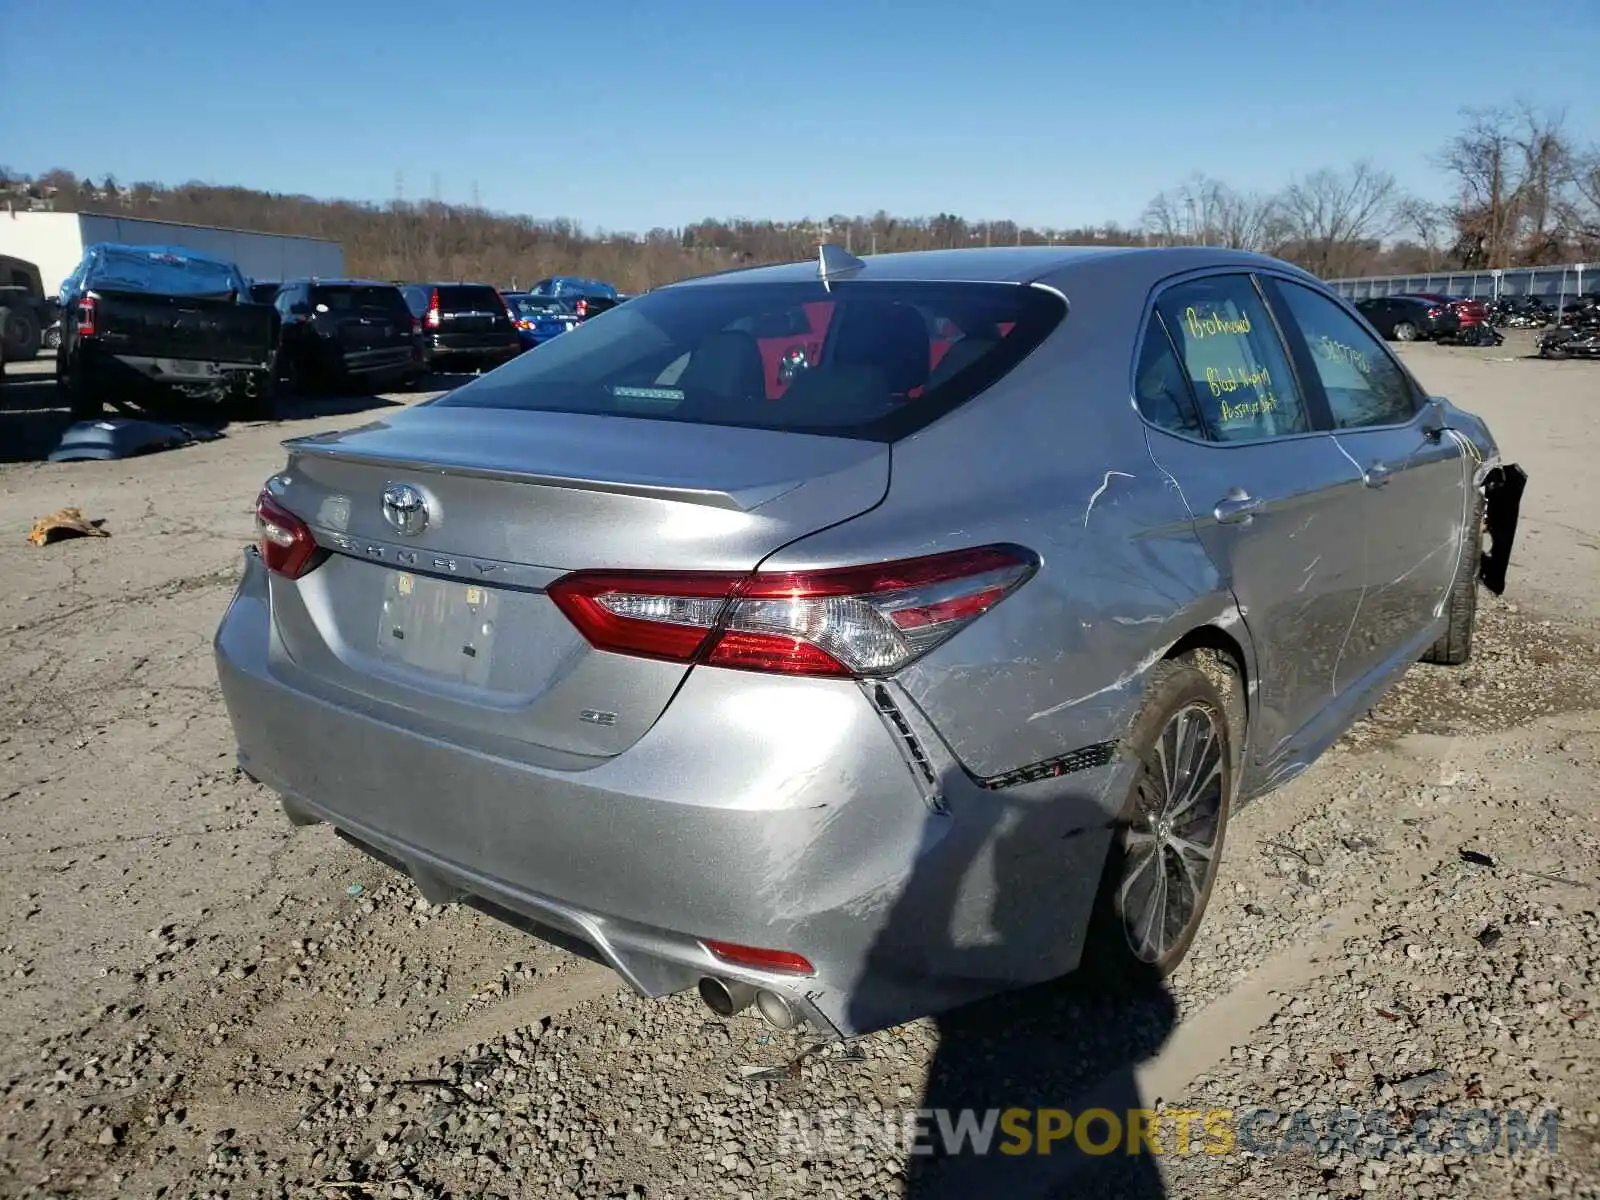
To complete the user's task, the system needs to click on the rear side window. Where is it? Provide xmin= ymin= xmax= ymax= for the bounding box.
xmin=434 ymin=285 xmax=506 ymax=312
xmin=1270 ymin=280 xmax=1418 ymax=429
xmin=311 ymin=284 xmax=411 ymax=318
xmin=432 ymin=280 xmax=1065 ymax=440
xmin=1154 ymin=275 xmax=1310 ymax=443
xmin=1134 ymin=316 xmax=1205 ymax=439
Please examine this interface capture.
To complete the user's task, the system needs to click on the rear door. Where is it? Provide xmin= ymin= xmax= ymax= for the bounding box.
xmin=1264 ymin=278 xmax=1468 ymax=679
xmin=1136 ymin=273 xmax=1368 ymax=762
xmin=433 ymin=284 xmax=516 ymax=350
xmin=310 ymin=283 xmax=412 ymax=355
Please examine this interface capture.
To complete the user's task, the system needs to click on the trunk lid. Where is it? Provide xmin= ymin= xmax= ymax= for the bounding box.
xmin=94 ymin=290 xmax=275 ymax=363
xmin=264 ymin=405 xmax=888 ymax=761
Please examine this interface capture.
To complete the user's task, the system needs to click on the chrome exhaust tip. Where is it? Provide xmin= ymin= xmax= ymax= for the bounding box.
xmin=698 ymin=976 xmax=755 ymax=1018
xmin=755 ymin=989 xmax=802 ymax=1030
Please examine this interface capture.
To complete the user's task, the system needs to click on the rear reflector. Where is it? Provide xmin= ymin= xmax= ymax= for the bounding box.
xmin=255 ymin=490 xmax=320 ymax=579
xmin=702 ymin=940 xmax=815 ymax=975
xmin=547 ymin=544 xmax=1037 ymax=678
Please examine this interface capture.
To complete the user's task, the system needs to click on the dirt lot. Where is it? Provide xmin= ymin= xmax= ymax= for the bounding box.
xmin=0 ymin=334 xmax=1596 ymax=1200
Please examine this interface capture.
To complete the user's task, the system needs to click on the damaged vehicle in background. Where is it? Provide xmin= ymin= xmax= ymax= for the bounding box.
xmin=216 ymin=243 xmax=1526 ymax=1039
xmin=56 ymin=243 xmax=278 ymax=420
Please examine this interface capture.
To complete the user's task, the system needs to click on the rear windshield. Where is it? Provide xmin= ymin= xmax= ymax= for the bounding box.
xmin=508 ymin=295 xmax=572 ymax=316
xmin=532 ymin=277 xmax=618 ymax=300
xmin=433 ymin=285 xmax=506 ymax=312
xmin=311 ymin=284 xmax=411 ymax=316
xmin=88 ymin=247 xmax=246 ymax=299
xmin=433 ymin=280 xmax=1065 ymax=440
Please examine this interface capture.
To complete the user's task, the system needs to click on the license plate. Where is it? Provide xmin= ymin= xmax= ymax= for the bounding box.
xmin=377 ymin=572 xmax=497 ymax=685
xmin=157 ymin=358 xmax=213 ymax=377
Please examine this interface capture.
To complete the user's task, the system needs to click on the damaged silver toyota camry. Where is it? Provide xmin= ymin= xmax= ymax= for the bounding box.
xmin=215 ymin=244 xmax=1526 ymax=1038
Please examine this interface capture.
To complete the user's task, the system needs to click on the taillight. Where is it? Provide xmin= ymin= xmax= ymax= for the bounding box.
xmin=546 ymin=544 xmax=1037 ymax=678
xmin=77 ymin=294 xmax=98 ymax=337
xmin=424 ymin=289 xmax=441 ymax=330
xmin=254 ymin=490 xmax=320 ymax=579
xmin=574 ymin=298 xmax=588 ymax=318
xmin=1427 ymin=307 xmax=1443 ymax=318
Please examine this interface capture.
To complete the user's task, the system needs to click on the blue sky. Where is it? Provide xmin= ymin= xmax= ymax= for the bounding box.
xmin=4 ymin=0 xmax=1597 ymax=234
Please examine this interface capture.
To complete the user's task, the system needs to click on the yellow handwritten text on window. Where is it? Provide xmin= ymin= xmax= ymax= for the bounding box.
xmin=1313 ymin=335 xmax=1372 ymax=378
xmin=1218 ymin=394 xmax=1280 ymax=422
xmin=1205 ymin=365 xmax=1272 ymax=398
xmin=1185 ymin=307 xmax=1252 ymax=338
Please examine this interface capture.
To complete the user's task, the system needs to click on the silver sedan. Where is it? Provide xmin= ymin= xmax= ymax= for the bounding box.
xmin=215 ymin=243 xmax=1525 ymax=1038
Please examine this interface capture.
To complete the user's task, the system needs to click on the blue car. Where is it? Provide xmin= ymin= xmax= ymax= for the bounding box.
xmin=501 ymin=291 xmax=581 ymax=349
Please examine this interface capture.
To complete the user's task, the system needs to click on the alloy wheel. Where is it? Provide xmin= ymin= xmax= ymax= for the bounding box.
xmin=1118 ymin=702 xmax=1226 ymax=964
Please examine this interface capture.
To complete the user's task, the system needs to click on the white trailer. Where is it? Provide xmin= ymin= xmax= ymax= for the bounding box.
xmin=0 ymin=210 xmax=344 ymax=296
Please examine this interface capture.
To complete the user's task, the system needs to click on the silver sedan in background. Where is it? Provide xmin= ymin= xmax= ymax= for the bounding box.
xmin=216 ymin=243 xmax=1525 ymax=1038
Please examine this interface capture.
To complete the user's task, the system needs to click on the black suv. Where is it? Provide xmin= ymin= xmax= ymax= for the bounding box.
xmin=400 ymin=282 xmax=523 ymax=373
xmin=272 ymin=279 xmax=425 ymax=393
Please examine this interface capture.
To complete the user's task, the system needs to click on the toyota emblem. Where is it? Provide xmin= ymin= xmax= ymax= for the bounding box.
xmin=381 ymin=483 xmax=429 ymax=536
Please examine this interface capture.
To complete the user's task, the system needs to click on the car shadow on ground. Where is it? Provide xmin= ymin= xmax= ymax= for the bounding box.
xmin=0 ymin=370 xmax=418 ymax=465
xmin=847 ymin=784 xmax=1175 ymax=1199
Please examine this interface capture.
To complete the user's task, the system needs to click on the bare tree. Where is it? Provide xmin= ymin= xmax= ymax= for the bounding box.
xmin=1513 ymin=104 xmax=1574 ymax=263
xmin=1276 ymin=161 xmax=1400 ymax=277
xmin=1438 ymin=107 xmax=1525 ymax=268
xmin=1393 ymin=196 xmax=1451 ymax=271
xmin=1142 ymin=175 xmax=1280 ymax=251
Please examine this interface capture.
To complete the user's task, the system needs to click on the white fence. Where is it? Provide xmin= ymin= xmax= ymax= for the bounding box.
xmin=1327 ymin=263 xmax=1595 ymax=306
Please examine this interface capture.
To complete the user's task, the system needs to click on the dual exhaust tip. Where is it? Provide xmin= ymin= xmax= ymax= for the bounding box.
xmin=697 ymin=976 xmax=802 ymax=1030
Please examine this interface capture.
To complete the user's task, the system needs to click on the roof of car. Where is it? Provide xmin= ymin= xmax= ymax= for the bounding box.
xmin=282 ymin=278 xmax=401 ymax=288
xmin=665 ymin=244 xmax=1314 ymax=290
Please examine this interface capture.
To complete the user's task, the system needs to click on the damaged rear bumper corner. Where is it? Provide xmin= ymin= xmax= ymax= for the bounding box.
xmin=1475 ymin=460 xmax=1527 ymax=596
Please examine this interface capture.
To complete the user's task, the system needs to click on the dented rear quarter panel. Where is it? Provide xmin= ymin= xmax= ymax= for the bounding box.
xmin=758 ymin=252 xmax=1245 ymax=785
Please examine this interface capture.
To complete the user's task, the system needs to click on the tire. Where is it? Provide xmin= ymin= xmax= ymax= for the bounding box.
xmin=1422 ymin=490 xmax=1485 ymax=666
xmin=1084 ymin=651 xmax=1238 ymax=986
xmin=43 ymin=325 xmax=61 ymax=351
xmin=0 ymin=306 xmax=42 ymax=361
xmin=1392 ymin=321 xmax=1418 ymax=342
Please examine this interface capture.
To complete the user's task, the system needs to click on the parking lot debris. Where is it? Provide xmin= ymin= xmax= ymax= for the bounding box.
xmin=46 ymin=418 xmax=223 ymax=464
xmin=1391 ymin=1067 xmax=1451 ymax=1100
xmin=1459 ymin=847 xmax=1497 ymax=868
xmin=1476 ymin=924 xmax=1504 ymax=949
xmin=26 ymin=507 xmax=109 ymax=546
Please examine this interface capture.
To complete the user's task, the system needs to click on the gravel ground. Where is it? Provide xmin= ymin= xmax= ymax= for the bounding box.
xmin=0 ymin=335 xmax=1596 ymax=1200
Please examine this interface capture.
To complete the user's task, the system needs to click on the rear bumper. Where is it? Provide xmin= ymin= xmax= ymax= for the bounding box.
xmin=74 ymin=347 xmax=270 ymax=397
xmin=423 ymin=340 xmax=522 ymax=369
xmin=338 ymin=346 xmax=416 ymax=375
xmin=214 ymin=550 xmax=1123 ymax=1036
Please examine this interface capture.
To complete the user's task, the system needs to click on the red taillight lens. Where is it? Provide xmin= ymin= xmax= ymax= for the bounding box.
xmin=546 ymin=544 xmax=1037 ymax=678
xmin=1427 ymin=307 xmax=1443 ymax=318
xmin=254 ymin=490 xmax=319 ymax=579
xmin=574 ymin=298 xmax=588 ymax=318
xmin=425 ymin=289 xmax=441 ymax=330
xmin=702 ymin=940 xmax=815 ymax=975
xmin=77 ymin=294 xmax=98 ymax=337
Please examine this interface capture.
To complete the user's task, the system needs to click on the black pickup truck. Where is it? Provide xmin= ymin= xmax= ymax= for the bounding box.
xmin=55 ymin=243 xmax=279 ymax=420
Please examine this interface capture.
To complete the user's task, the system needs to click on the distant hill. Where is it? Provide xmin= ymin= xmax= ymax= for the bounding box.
xmin=0 ymin=167 xmax=1460 ymax=290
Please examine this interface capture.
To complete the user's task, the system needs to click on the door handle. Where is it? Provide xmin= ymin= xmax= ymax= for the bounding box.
xmin=1363 ymin=462 xmax=1392 ymax=488
xmin=1213 ymin=494 xmax=1261 ymax=525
